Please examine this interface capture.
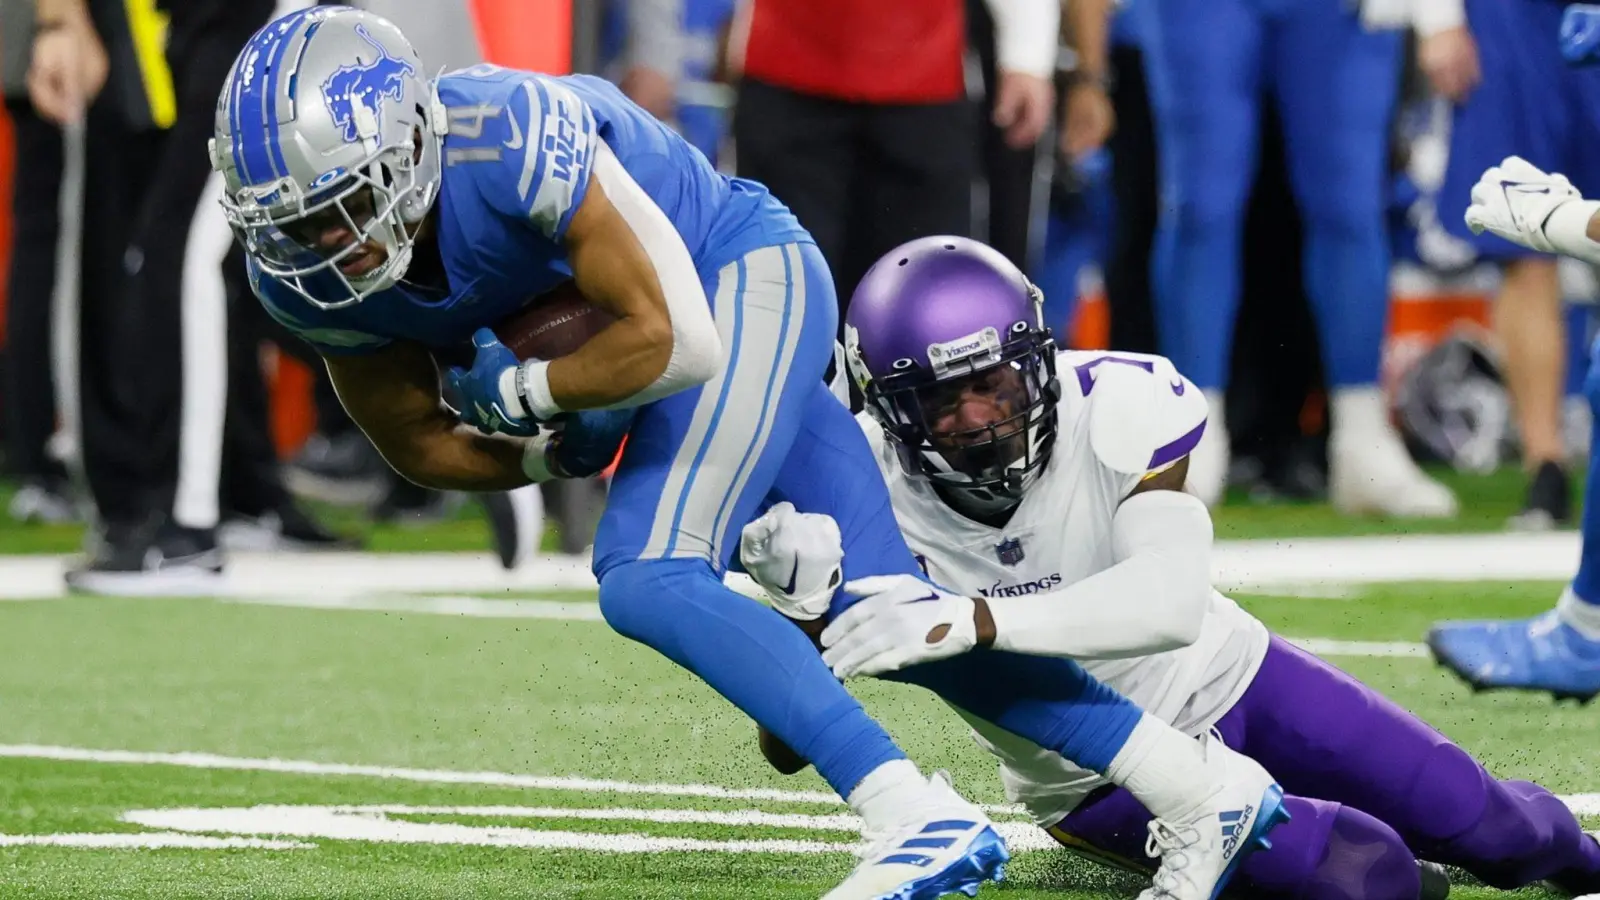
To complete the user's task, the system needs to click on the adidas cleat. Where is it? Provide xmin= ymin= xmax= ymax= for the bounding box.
xmin=1138 ymin=731 xmax=1290 ymax=900
xmin=823 ymin=772 xmax=1009 ymax=900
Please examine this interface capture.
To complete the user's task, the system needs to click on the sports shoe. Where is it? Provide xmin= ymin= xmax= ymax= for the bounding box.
xmin=1328 ymin=423 xmax=1457 ymax=518
xmin=1418 ymin=860 xmax=1451 ymax=900
xmin=220 ymin=504 xmax=362 ymax=552
xmin=8 ymin=478 xmax=79 ymax=525
xmin=823 ymin=771 xmax=1009 ymax=900
xmin=1137 ymin=732 xmax=1289 ymax=900
xmin=65 ymin=517 xmax=224 ymax=597
xmin=1428 ymin=595 xmax=1600 ymax=703
xmin=1506 ymin=461 xmax=1572 ymax=531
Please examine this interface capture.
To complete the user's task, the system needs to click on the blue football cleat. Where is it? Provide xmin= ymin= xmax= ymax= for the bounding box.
xmin=1428 ymin=605 xmax=1600 ymax=703
xmin=1564 ymin=5 xmax=1600 ymax=65
xmin=824 ymin=771 xmax=1010 ymax=900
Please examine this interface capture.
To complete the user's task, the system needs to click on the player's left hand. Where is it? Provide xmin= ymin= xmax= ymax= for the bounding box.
xmin=821 ymin=575 xmax=979 ymax=678
xmin=446 ymin=328 xmax=540 ymax=437
xmin=1464 ymin=156 xmax=1583 ymax=253
xmin=546 ymin=408 xmax=635 ymax=478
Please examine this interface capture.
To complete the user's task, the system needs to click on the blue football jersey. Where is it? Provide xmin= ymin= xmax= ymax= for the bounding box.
xmin=251 ymin=65 xmax=808 ymax=356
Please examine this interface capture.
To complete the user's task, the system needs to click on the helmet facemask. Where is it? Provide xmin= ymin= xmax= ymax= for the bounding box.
xmin=853 ymin=314 xmax=1060 ymax=515
xmin=220 ymin=110 xmax=442 ymax=311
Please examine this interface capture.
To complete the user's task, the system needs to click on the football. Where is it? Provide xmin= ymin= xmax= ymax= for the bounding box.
xmin=493 ymin=281 xmax=615 ymax=362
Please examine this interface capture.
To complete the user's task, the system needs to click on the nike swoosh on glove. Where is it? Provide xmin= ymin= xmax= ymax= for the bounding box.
xmin=447 ymin=328 xmax=540 ymax=437
xmin=820 ymin=575 xmax=977 ymax=679
xmin=1464 ymin=156 xmax=1582 ymax=254
xmin=739 ymin=501 xmax=843 ymax=621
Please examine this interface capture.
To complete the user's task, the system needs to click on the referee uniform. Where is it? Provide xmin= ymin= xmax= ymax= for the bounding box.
xmin=65 ymin=0 xmax=296 ymax=593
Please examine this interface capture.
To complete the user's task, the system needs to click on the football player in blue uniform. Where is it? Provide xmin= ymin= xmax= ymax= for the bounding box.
xmin=1430 ymin=4 xmax=1600 ymax=703
xmin=212 ymin=9 xmax=1283 ymax=898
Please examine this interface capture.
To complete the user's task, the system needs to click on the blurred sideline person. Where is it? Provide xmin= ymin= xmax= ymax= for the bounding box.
xmin=1427 ymin=4 xmax=1600 ymax=701
xmin=1428 ymin=0 xmax=1600 ymax=528
xmin=1138 ymin=0 xmax=1456 ymax=517
xmin=728 ymin=0 xmax=1057 ymax=317
xmin=25 ymin=0 xmax=356 ymax=594
xmin=1 ymin=0 xmax=88 ymax=524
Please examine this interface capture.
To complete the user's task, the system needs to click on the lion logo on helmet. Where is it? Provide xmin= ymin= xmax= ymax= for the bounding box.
xmin=322 ymin=25 xmax=414 ymax=143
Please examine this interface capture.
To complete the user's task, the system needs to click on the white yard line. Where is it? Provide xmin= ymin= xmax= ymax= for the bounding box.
xmin=0 ymin=548 xmax=1444 ymax=659
xmin=6 ymin=743 xmax=1599 ymax=820
xmin=0 ymin=744 xmax=849 ymax=806
xmin=226 ymin=593 xmax=608 ymax=621
xmin=320 ymin=804 xmax=866 ymax=830
xmin=0 ymin=531 xmax=1583 ymax=602
xmin=1285 ymin=637 xmax=1430 ymax=659
xmin=119 ymin=804 xmax=1064 ymax=854
xmin=121 ymin=805 xmax=858 ymax=854
xmin=0 ymin=832 xmax=312 ymax=849
xmin=0 ymin=533 xmax=1554 ymax=659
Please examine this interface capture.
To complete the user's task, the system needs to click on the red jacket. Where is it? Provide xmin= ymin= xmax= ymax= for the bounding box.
xmin=738 ymin=0 xmax=967 ymax=105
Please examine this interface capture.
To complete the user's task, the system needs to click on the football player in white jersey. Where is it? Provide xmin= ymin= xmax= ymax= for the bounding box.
xmin=739 ymin=236 xmax=1600 ymax=900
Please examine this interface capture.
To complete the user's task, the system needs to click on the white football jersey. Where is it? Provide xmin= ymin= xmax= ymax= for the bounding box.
xmin=857 ymin=349 xmax=1270 ymax=826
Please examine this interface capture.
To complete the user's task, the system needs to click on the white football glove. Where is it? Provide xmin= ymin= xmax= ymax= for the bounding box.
xmin=1463 ymin=156 xmax=1584 ymax=254
xmin=739 ymin=502 xmax=844 ymax=621
xmin=820 ymin=575 xmax=978 ymax=679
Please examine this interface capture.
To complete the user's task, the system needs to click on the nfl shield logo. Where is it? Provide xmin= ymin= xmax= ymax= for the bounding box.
xmin=995 ymin=538 xmax=1025 ymax=566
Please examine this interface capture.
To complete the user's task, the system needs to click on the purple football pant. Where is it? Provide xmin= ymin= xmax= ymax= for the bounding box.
xmin=1050 ymin=636 xmax=1600 ymax=899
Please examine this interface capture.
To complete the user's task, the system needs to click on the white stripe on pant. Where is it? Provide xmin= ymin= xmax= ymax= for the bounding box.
xmin=640 ymin=244 xmax=808 ymax=564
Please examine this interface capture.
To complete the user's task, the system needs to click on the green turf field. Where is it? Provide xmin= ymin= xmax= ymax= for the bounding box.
xmin=0 ymin=557 xmax=1592 ymax=899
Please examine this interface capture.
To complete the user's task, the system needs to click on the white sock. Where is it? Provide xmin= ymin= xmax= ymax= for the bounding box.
xmin=1559 ymin=586 xmax=1600 ymax=641
xmin=1103 ymin=713 xmax=1212 ymax=821
xmin=847 ymin=759 xmax=929 ymax=833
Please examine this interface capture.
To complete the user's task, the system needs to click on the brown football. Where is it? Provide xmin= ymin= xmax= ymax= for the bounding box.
xmin=493 ymin=281 xmax=615 ymax=362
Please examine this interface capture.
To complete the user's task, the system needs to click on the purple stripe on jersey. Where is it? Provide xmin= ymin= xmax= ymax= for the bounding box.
xmin=1148 ymin=419 xmax=1206 ymax=470
xmin=1072 ymin=355 xmax=1155 ymax=396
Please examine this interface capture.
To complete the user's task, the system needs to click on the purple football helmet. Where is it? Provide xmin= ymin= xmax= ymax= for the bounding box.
xmin=844 ymin=236 xmax=1058 ymax=511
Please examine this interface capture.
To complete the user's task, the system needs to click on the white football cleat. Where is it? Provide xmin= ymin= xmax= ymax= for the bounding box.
xmin=1136 ymin=732 xmax=1289 ymax=900
xmin=1184 ymin=390 xmax=1229 ymax=508
xmin=823 ymin=771 xmax=1009 ymax=900
xmin=1329 ymin=387 xmax=1457 ymax=519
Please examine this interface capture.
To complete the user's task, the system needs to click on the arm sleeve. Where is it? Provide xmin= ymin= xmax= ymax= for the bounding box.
xmin=588 ymin=142 xmax=722 ymax=408
xmin=981 ymin=0 xmax=1062 ymax=78
xmin=986 ymin=490 xmax=1213 ymax=660
xmin=1411 ymin=0 xmax=1465 ymax=36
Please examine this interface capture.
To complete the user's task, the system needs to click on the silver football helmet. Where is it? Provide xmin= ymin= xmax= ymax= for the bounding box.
xmin=209 ymin=5 xmax=446 ymax=309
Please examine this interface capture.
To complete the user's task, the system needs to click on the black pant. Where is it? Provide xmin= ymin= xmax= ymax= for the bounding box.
xmin=733 ymin=78 xmax=976 ymax=316
xmin=2 ymin=99 xmax=69 ymax=483
xmin=80 ymin=3 xmax=276 ymax=530
xmin=967 ymin=0 xmax=1047 ymax=273
xmin=1104 ymin=44 xmax=1161 ymax=354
